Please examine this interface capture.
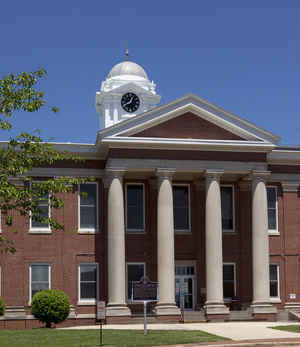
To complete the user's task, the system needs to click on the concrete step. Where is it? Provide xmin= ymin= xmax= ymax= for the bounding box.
xmin=229 ymin=310 xmax=252 ymax=321
xmin=181 ymin=310 xmax=206 ymax=323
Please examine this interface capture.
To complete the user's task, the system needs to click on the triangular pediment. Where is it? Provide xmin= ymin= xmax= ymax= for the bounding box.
xmin=97 ymin=94 xmax=279 ymax=151
xmin=131 ymin=111 xmax=246 ymax=141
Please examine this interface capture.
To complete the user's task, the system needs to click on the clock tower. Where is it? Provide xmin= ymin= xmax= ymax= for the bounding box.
xmin=95 ymin=59 xmax=160 ymax=130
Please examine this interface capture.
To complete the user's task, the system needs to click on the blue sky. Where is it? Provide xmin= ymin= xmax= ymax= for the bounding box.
xmin=1 ymin=1 xmax=300 ymax=145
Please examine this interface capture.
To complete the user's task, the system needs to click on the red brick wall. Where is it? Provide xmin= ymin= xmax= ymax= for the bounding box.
xmin=131 ymin=112 xmax=246 ymax=141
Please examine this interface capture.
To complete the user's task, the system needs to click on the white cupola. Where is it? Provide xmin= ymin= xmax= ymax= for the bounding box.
xmin=95 ymin=59 xmax=160 ymax=130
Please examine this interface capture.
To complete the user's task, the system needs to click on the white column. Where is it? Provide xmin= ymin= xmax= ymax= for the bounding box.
xmin=204 ymin=170 xmax=229 ymax=316
xmin=251 ymin=172 xmax=276 ymax=315
xmin=106 ymin=169 xmax=131 ymax=318
xmin=154 ymin=169 xmax=180 ymax=317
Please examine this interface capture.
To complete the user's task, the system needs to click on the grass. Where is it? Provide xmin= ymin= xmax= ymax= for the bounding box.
xmin=0 ymin=328 xmax=229 ymax=347
xmin=271 ymin=325 xmax=300 ymax=334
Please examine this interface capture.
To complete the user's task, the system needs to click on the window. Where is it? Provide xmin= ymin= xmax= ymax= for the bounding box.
xmin=267 ymin=186 xmax=278 ymax=232
xmin=30 ymin=264 xmax=50 ymax=302
xmin=173 ymin=185 xmax=190 ymax=232
xmin=126 ymin=184 xmax=145 ymax=232
xmin=78 ymin=183 xmax=98 ymax=232
xmin=30 ymin=183 xmax=50 ymax=231
xmin=223 ymin=263 xmax=235 ymax=298
xmin=126 ymin=263 xmax=145 ymax=300
xmin=79 ymin=264 xmax=98 ymax=303
xmin=270 ymin=264 xmax=279 ymax=298
xmin=221 ymin=186 xmax=234 ymax=232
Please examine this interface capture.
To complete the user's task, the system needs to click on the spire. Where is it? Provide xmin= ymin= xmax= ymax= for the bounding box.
xmin=125 ymin=42 xmax=129 ymax=61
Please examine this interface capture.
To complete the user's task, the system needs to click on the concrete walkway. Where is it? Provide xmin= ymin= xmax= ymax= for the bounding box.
xmin=61 ymin=321 xmax=300 ymax=342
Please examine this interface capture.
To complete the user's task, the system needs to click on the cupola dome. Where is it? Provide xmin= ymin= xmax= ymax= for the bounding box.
xmin=107 ymin=61 xmax=149 ymax=80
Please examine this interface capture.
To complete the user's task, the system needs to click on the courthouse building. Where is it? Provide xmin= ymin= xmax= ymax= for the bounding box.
xmin=1 ymin=58 xmax=300 ymax=327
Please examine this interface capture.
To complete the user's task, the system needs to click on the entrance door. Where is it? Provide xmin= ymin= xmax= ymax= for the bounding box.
xmin=175 ymin=265 xmax=196 ymax=310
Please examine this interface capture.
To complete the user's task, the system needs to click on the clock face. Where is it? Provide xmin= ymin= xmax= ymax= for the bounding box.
xmin=121 ymin=92 xmax=140 ymax=113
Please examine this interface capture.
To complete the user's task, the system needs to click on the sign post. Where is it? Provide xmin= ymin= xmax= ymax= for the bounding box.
xmin=131 ymin=277 xmax=158 ymax=336
xmin=97 ymin=301 xmax=106 ymax=347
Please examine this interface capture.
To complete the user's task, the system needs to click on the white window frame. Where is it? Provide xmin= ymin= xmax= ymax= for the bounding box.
xmin=270 ymin=263 xmax=280 ymax=302
xmin=221 ymin=184 xmax=235 ymax=233
xmin=29 ymin=182 xmax=51 ymax=234
xmin=126 ymin=262 xmax=146 ymax=301
xmin=267 ymin=186 xmax=279 ymax=234
xmin=78 ymin=263 xmax=99 ymax=305
xmin=173 ymin=183 xmax=191 ymax=233
xmin=223 ymin=262 xmax=236 ymax=299
xmin=78 ymin=182 xmax=99 ymax=233
xmin=125 ymin=183 xmax=145 ymax=233
xmin=29 ymin=263 xmax=51 ymax=304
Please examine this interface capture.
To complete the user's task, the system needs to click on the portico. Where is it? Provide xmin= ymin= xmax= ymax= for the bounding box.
xmin=104 ymin=157 xmax=277 ymax=322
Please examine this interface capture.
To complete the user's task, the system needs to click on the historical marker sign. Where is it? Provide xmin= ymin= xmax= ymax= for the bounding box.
xmin=131 ymin=277 xmax=158 ymax=301
xmin=97 ymin=301 xmax=106 ymax=320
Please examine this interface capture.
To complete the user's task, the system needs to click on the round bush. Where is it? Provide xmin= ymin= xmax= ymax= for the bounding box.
xmin=31 ymin=289 xmax=70 ymax=328
xmin=0 ymin=296 xmax=5 ymax=316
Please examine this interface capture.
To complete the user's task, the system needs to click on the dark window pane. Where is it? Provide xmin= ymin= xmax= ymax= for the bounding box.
xmin=80 ymin=265 xmax=97 ymax=281
xmin=223 ymin=265 xmax=234 ymax=281
xmin=223 ymin=282 xmax=235 ymax=298
xmin=173 ymin=186 xmax=189 ymax=230
xmin=269 ymin=265 xmax=278 ymax=281
xmin=267 ymin=187 xmax=276 ymax=209
xmin=127 ymin=264 xmax=145 ymax=299
xmin=80 ymin=184 xmax=97 ymax=205
xmin=268 ymin=209 xmax=277 ymax=230
xmin=126 ymin=185 xmax=144 ymax=230
xmin=270 ymin=282 xmax=278 ymax=297
xmin=80 ymin=283 xmax=96 ymax=299
xmin=221 ymin=187 xmax=233 ymax=230
xmin=80 ymin=206 xmax=96 ymax=229
xmin=32 ymin=283 xmax=49 ymax=298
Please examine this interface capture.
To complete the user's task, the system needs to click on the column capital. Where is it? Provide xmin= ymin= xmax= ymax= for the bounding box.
xmin=251 ymin=170 xmax=271 ymax=184
xmin=281 ymin=181 xmax=299 ymax=192
xmin=205 ymin=170 xmax=224 ymax=182
xmin=156 ymin=168 xmax=176 ymax=183
xmin=104 ymin=168 xmax=126 ymax=188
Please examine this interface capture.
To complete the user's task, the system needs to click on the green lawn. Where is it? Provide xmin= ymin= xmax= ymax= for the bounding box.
xmin=271 ymin=325 xmax=300 ymax=334
xmin=0 ymin=328 xmax=228 ymax=347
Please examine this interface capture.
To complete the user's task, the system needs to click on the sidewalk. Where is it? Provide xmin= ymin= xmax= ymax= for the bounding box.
xmin=61 ymin=321 xmax=300 ymax=346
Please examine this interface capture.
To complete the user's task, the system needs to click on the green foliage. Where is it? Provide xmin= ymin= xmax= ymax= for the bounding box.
xmin=31 ymin=289 xmax=70 ymax=328
xmin=0 ymin=69 xmax=92 ymax=253
xmin=0 ymin=296 xmax=5 ymax=315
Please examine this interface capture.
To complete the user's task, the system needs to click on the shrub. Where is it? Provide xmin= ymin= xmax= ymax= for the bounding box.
xmin=31 ymin=289 xmax=70 ymax=328
xmin=0 ymin=296 xmax=5 ymax=315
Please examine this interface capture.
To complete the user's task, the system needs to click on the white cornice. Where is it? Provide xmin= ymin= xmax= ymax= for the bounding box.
xmin=106 ymin=158 xmax=267 ymax=173
xmin=27 ymin=168 xmax=104 ymax=178
xmin=102 ymin=136 xmax=275 ymax=153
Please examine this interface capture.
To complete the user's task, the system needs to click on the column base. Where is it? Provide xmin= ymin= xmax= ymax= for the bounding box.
xmin=204 ymin=302 xmax=229 ymax=321
xmin=105 ymin=304 xmax=131 ymax=324
xmin=251 ymin=302 xmax=277 ymax=321
xmin=154 ymin=303 xmax=181 ymax=321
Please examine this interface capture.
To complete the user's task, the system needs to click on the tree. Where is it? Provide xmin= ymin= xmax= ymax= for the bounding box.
xmin=31 ymin=289 xmax=70 ymax=328
xmin=0 ymin=69 xmax=88 ymax=253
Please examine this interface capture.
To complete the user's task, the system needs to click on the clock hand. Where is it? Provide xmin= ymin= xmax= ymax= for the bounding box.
xmin=123 ymin=97 xmax=133 ymax=107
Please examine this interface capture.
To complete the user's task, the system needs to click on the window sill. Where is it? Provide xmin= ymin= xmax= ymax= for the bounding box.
xmin=175 ymin=230 xmax=191 ymax=234
xmin=270 ymin=297 xmax=281 ymax=303
xmin=77 ymin=301 xmax=96 ymax=306
xmin=269 ymin=231 xmax=280 ymax=236
xmin=28 ymin=230 xmax=51 ymax=234
xmin=78 ymin=230 xmax=98 ymax=234
xmin=126 ymin=229 xmax=146 ymax=233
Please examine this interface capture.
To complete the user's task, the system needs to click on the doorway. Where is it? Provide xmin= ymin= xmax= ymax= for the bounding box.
xmin=175 ymin=265 xmax=196 ymax=310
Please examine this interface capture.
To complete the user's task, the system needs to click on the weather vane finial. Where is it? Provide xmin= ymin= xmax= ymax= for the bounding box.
xmin=125 ymin=42 xmax=129 ymax=61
